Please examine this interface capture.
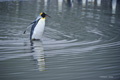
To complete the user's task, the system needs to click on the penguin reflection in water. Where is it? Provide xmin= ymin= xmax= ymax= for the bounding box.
xmin=31 ymin=40 xmax=45 ymax=71
xmin=24 ymin=12 xmax=50 ymax=71
xmin=24 ymin=12 xmax=50 ymax=41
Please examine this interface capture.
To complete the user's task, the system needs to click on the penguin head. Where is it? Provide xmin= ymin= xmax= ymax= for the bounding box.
xmin=40 ymin=12 xmax=50 ymax=18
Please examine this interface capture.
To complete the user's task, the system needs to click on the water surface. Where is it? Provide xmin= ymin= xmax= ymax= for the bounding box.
xmin=0 ymin=0 xmax=120 ymax=80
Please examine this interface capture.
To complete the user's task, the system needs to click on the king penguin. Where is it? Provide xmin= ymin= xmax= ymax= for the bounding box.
xmin=30 ymin=12 xmax=49 ymax=41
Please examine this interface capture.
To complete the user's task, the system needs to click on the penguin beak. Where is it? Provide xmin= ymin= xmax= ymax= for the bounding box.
xmin=46 ymin=14 xmax=51 ymax=18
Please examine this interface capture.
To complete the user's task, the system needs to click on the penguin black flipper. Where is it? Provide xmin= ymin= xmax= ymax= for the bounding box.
xmin=23 ymin=15 xmax=41 ymax=34
xmin=23 ymin=20 xmax=38 ymax=34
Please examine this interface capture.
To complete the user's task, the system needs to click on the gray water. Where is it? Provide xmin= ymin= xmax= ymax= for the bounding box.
xmin=0 ymin=0 xmax=120 ymax=80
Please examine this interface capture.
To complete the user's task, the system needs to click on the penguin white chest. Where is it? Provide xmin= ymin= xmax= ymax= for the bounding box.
xmin=32 ymin=18 xmax=45 ymax=39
